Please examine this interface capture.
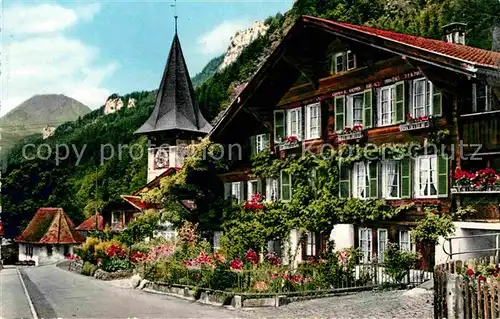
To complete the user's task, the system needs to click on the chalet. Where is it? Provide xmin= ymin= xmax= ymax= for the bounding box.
xmin=104 ymin=19 xmax=211 ymax=237
xmin=16 ymin=208 xmax=84 ymax=266
xmin=208 ymin=16 xmax=500 ymax=266
xmin=75 ymin=214 xmax=104 ymax=237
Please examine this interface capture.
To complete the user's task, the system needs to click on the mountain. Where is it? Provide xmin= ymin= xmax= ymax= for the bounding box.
xmin=192 ymin=55 xmax=224 ymax=87
xmin=0 ymin=94 xmax=91 ymax=154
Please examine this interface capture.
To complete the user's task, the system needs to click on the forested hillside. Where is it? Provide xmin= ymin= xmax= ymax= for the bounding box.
xmin=2 ymin=0 xmax=499 ymax=238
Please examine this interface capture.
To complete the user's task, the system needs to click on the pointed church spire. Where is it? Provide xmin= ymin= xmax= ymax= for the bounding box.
xmin=136 ymin=10 xmax=212 ymax=135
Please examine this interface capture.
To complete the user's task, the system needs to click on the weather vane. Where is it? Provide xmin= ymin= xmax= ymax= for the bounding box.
xmin=171 ymin=0 xmax=178 ymax=33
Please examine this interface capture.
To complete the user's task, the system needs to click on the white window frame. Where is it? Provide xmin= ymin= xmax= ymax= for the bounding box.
xmin=247 ymin=180 xmax=260 ymax=199
xmin=274 ymin=110 xmax=286 ymax=142
xmin=334 ymin=51 xmax=356 ymax=73
xmin=399 ymin=229 xmax=413 ymax=252
xmin=346 ymin=92 xmax=364 ymax=127
xmin=306 ymin=232 xmax=317 ymax=257
xmin=378 ymin=84 xmax=397 ymax=126
xmin=377 ymin=229 xmax=388 ymax=263
xmin=381 ymin=161 xmax=400 ymax=199
xmin=231 ymin=182 xmax=242 ymax=202
xmin=334 ymin=52 xmax=344 ymax=74
xmin=347 ymin=50 xmax=356 ymax=70
xmin=286 ymin=107 xmax=302 ymax=140
xmin=352 ymin=162 xmax=368 ymax=199
xmin=266 ymin=178 xmax=279 ymax=202
xmin=412 ymin=78 xmax=433 ymax=118
xmin=359 ymin=228 xmax=372 ymax=263
xmin=25 ymin=244 xmax=34 ymax=257
xmin=280 ymin=170 xmax=292 ymax=202
xmin=255 ymin=134 xmax=267 ymax=153
xmin=111 ymin=211 xmax=121 ymax=225
xmin=414 ymin=155 xmax=438 ymax=199
xmin=213 ymin=231 xmax=222 ymax=250
xmin=305 ymin=103 xmax=321 ymax=140
xmin=473 ymin=83 xmax=495 ymax=113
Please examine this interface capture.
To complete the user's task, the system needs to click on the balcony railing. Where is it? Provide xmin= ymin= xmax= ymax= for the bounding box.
xmin=461 ymin=114 xmax=500 ymax=151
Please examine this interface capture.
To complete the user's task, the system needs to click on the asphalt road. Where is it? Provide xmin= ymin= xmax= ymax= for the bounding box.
xmin=10 ymin=264 xmax=241 ymax=318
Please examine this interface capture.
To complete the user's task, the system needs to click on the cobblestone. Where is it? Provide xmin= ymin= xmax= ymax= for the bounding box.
xmin=234 ymin=289 xmax=434 ymax=318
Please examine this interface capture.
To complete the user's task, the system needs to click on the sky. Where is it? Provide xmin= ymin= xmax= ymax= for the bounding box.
xmin=0 ymin=0 xmax=294 ymax=116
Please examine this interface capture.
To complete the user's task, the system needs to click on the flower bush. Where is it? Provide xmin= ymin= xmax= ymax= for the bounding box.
xmin=406 ymin=113 xmax=430 ymax=123
xmin=243 ymin=193 xmax=264 ymax=211
xmin=282 ymin=136 xmax=298 ymax=143
xmin=453 ymin=168 xmax=500 ymax=189
xmin=341 ymin=123 xmax=363 ymax=134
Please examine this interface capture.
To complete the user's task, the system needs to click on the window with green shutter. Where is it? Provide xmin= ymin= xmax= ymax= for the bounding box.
xmin=395 ymin=81 xmax=405 ymax=123
xmin=280 ymin=170 xmax=292 ymax=202
xmin=432 ymin=87 xmax=442 ymax=116
xmin=369 ymin=162 xmax=379 ymax=198
xmin=250 ymin=135 xmax=257 ymax=156
xmin=335 ymin=95 xmax=345 ymax=132
xmin=339 ymin=163 xmax=351 ymax=198
xmin=437 ymin=156 xmax=449 ymax=197
xmin=400 ymin=158 xmax=412 ymax=198
xmin=363 ymin=89 xmax=373 ymax=128
xmin=274 ymin=110 xmax=285 ymax=142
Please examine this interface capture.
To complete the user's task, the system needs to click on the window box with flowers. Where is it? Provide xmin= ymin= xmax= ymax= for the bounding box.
xmin=399 ymin=114 xmax=431 ymax=132
xmin=278 ymin=136 xmax=300 ymax=151
xmin=452 ymin=168 xmax=500 ymax=193
xmin=337 ymin=124 xmax=364 ymax=142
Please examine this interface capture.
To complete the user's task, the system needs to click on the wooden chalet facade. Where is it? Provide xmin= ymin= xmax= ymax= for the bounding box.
xmin=209 ymin=16 xmax=500 ymax=266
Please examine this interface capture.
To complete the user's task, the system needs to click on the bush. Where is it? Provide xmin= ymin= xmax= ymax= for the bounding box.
xmin=384 ymin=243 xmax=420 ymax=283
xmin=141 ymin=259 xmax=188 ymax=284
xmin=100 ymin=259 xmax=133 ymax=272
xmin=75 ymin=237 xmax=101 ymax=263
xmin=82 ymin=261 xmax=97 ymax=276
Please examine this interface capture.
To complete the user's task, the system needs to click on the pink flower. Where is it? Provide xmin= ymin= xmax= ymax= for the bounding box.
xmin=245 ymin=249 xmax=259 ymax=265
xmin=230 ymin=258 xmax=243 ymax=271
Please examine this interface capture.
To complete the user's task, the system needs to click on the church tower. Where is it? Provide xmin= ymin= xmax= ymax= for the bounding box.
xmin=136 ymin=19 xmax=212 ymax=182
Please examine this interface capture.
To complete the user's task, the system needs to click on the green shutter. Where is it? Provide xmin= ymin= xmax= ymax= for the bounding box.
xmin=395 ymin=81 xmax=405 ymax=123
xmin=335 ymin=95 xmax=345 ymax=132
xmin=432 ymin=86 xmax=442 ymax=117
xmin=339 ymin=163 xmax=351 ymax=198
xmin=363 ymin=89 xmax=372 ymax=129
xmin=438 ymin=156 xmax=449 ymax=197
xmin=274 ymin=110 xmax=285 ymax=142
xmin=280 ymin=171 xmax=292 ymax=201
xmin=400 ymin=158 xmax=412 ymax=198
xmin=250 ymin=135 xmax=256 ymax=156
xmin=369 ymin=162 xmax=378 ymax=198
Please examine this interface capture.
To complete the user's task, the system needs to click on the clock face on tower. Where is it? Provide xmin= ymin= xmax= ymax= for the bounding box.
xmin=154 ymin=148 xmax=169 ymax=169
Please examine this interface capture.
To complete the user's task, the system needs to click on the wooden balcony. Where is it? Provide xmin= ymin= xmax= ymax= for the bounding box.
xmin=461 ymin=112 xmax=500 ymax=152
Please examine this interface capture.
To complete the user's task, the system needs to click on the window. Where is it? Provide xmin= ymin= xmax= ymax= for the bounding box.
xmin=231 ymin=182 xmax=242 ymax=202
xmin=267 ymin=239 xmax=282 ymax=257
xmin=473 ymin=83 xmax=498 ymax=113
xmin=415 ymin=155 xmax=438 ymax=198
xmin=346 ymin=93 xmax=364 ymax=127
xmin=306 ymin=232 xmax=317 ymax=257
xmin=305 ymin=103 xmax=321 ymax=140
xmin=334 ymin=51 xmax=356 ymax=73
xmin=112 ymin=211 xmax=121 ymax=225
xmin=352 ymin=162 xmax=368 ymax=199
xmin=266 ymin=178 xmax=279 ymax=202
xmin=255 ymin=134 xmax=267 ymax=153
xmin=213 ymin=231 xmax=222 ymax=250
xmin=359 ymin=228 xmax=372 ymax=263
xmin=25 ymin=244 xmax=33 ymax=257
xmin=280 ymin=171 xmax=292 ymax=202
xmin=379 ymin=85 xmax=396 ymax=126
xmin=247 ymin=180 xmax=261 ymax=199
xmin=399 ymin=230 xmax=412 ymax=251
xmin=377 ymin=229 xmax=388 ymax=263
xmin=382 ymin=161 xmax=400 ymax=199
xmin=274 ymin=110 xmax=285 ymax=142
xmin=286 ymin=107 xmax=302 ymax=140
xmin=47 ymin=245 xmax=53 ymax=257
xmin=412 ymin=78 xmax=433 ymax=117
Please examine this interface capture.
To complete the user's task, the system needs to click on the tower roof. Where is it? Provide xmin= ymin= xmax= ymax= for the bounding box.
xmin=136 ymin=33 xmax=212 ymax=135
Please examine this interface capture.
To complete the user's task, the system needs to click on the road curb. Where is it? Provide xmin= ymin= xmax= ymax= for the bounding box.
xmin=17 ymin=267 xmax=39 ymax=319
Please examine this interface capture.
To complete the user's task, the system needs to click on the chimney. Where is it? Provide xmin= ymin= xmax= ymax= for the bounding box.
xmin=442 ymin=22 xmax=467 ymax=45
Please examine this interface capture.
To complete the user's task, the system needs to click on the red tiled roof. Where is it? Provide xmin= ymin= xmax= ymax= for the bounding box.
xmin=304 ymin=16 xmax=500 ymax=69
xmin=121 ymin=195 xmax=148 ymax=210
xmin=16 ymin=207 xmax=85 ymax=244
xmin=0 ymin=221 xmax=4 ymax=236
xmin=75 ymin=214 xmax=104 ymax=231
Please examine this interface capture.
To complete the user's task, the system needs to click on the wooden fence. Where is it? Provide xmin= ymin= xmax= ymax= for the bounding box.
xmin=435 ymin=257 xmax=500 ymax=319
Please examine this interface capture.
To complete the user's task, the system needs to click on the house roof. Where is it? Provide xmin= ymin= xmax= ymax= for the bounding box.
xmin=135 ymin=33 xmax=212 ymax=135
xmin=306 ymin=16 xmax=500 ymax=69
xmin=208 ymin=15 xmax=500 ymax=140
xmin=75 ymin=214 xmax=104 ymax=231
xmin=0 ymin=221 xmax=4 ymax=236
xmin=16 ymin=208 xmax=85 ymax=244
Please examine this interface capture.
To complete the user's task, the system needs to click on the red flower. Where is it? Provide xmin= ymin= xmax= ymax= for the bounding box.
xmin=245 ymin=248 xmax=259 ymax=265
xmin=230 ymin=258 xmax=243 ymax=271
xmin=265 ymin=252 xmax=281 ymax=266
xmin=130 ymin=251 xmax=146 ymax=264
xmin=466 ymin=268 xmax=475 ymax=276
xmin=478 ymin=275 xmax=486 ymax=282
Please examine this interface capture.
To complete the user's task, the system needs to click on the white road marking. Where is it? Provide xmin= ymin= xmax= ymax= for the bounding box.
xmin=16 ymin=267 xmax=39 ymax=319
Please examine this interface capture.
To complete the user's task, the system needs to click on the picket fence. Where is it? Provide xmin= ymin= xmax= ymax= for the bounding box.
xmin=434 ymin=257 xmax=500 ymax=319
